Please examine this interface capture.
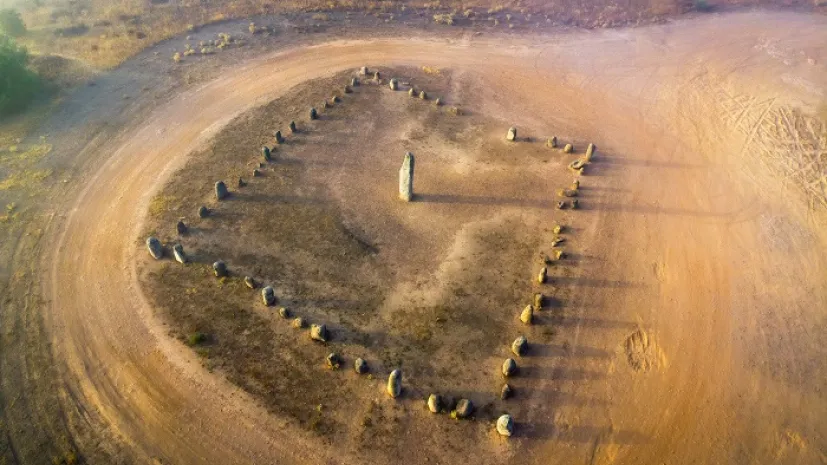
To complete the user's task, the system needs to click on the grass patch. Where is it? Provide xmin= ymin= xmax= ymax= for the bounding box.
xmin=0 ymin=169 xmax=51 ymax=190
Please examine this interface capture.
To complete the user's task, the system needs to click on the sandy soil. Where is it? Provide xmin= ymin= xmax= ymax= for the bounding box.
xmin=37 ymin=10 xmax=827 ymax=465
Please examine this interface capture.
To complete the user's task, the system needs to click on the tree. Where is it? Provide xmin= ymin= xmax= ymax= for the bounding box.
xmin=0 ymin=34 xmax=40 ymax=117
xmin=0 ymin=9 xmax=26 ymax=37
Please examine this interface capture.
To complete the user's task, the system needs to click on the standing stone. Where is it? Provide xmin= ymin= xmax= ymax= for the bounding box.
xmin=326 ymin=353 xmax=341 ymax=369
xmin=571 ymin=199 xmax=579 ymax=210
xmin=496 ymin=414 xmax=514 ymax=437
xmin=261 ymin=286 xmax=276 ymax=306
xmin=310 ymin=323 xmax=328 ymax=342
xmin=176 ymin=220 xmax=188 ymax=235
xmin=322 ymin=100 xmax=330 ymax=109
xmin=506 ymin=127 xmax=517 ymax=141
xmin=351 ymin=77 xmax=359 ymax=86
xmin=252 ymin=169 xmax=261 ymax=177
xmin=198 ymin=205 xmax=209 ymax=218
xmin=520 ymin=305 xmax=534 ymax=325
xmin=172 ymin=244 xmax=187 ymax=264
xmin=502 ymin=358 xmax=517 ymax=377
xmin=309 ymin=107 xmax=318 ymax=120
xmin=360 ymin=66 xmax=369 ymax=75
xmin=354 ymin=357 xmax=368 ymax=374
xmin=585 ymin=143 xmax=596 ymax=161
xmin=146 ymin=237 xmax=163 ymax=259
xmin=274 ymin=130 xmax=284 ymax=144
xmin=533 ymin=292 xmax=544 ymax=309
xmin=213 ymin=260 xmax=227 ymax=277
xmin=344 ymin=85 xmax=352 ymax=94
xmin=408 ymin=87 xmax=416 ymax=97
xmin=289 ymin=121 xmax=297 ymax=133
xmin=292 ymin=317 xmax=306 ymax=328
xmin=563 ymin=143 xmax=573 ymax=153
xmin=453 ymin=399 xmax=474 ymax=419
xmin=215 ymin=181 xmax=228 ymax=200
xmin=374 ymin=71 xmax=381 ymax=81
xmin=399 ymin=152 xmax=415 ymax=202
xmin=511 ymin=336 xmax=528 ymax=356
xmin=237 ymin=177 xmax=246 ymax=188
xmin=278 ymin=307 xmax=291 ymax=319
xmin=434 ymin=97 xmax=442 ymax=106
xmin=387 ymin=369 xmax=402 ymax=398
xmin=553 ymin=224 xmax=563 ymax=234
xmin=330 ymin=95 xmax=340 ymax=104
xmin=419 ymin=90 xmax=427 ymax=100
xmin=389 ymin=78 xmax=399 ymax=91
xmin=262 ymin=146 xmax=271 ymax=161
xmin=501 ymin=383 xmax=513 ymax=400
xmin=537 ymin=266 xmax=547 ymax=284
xmin=244 ymin=276 xmax=256 ymax=289
xmin=427 ymin=394 xmax=442 ymax=413
xmin=571 ymin=179 xmax=580 ymax=190
xmin=547 ymin=136 xmax=558 ymax=148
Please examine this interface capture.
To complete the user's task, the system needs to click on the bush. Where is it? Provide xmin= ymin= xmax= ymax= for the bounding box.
xmin=0 ymin=35 xmax=40 ymax=118
xmin=0 ymin=9 xmax=25 ymax=37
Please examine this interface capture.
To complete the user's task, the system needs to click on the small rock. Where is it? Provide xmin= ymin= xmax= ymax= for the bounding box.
xmin=496 ymin=414 xmax=514 ymax=437
xmin=537 ymin=266 xmax=547 ymax=284
xmin=501 ymin=383 xmax=513 ymax=400
xmin=571 ymin=179 xmax=580 ymax=190
xmin=213 ymin=260 xmax=227 ymax=277
xmin=387 ymin=369 xmax=402 ymax=398
xmin=354 ymin=357 xmax=368 ymax=374
xmin=389 ymin=78 xmax=399 ymax=90
xmin=585 ymin=143 xmax=596 ymax=160
xmin=533 ymin=292 xmax=544 ymax=308
xmin=502 ymin=358 xmax=517 ymax=377
xmin=511 ymin=336 xmax=528 ymax=356
xmin=553 ymin=224 xmax=563 ymax=234
xmin=419 ymin=90 xmax=427 ymax=100
xmin=310 ymin=107 xmax=318 ymax=120
xmin=146 ymin=237 xmax=163 ymax=259
xmin=563 ymin=143 xmax=573 ymax=153
xmin=520 ymin=305 xmax=534 ymax=325
xmin=547 ymin=136 xmax=558 ymax=148
xmin=344 ymin=85 xmax=352 ymax=94
xmin=427 ymin=394 xmax=442 ymax=413
xmin=274 ymin=130 xmax=284 ymax=144
xmin=556 ymin=200 xmax=567 ymax=210
xmin=554 ymin=249 xmax=565 ymax=260
xmin=244 ymin=276 xmax=256 ymax=289
xmin=453 ymin=399 xmax=474 ymax=419
xmin=176 ymin=220 xmax=188 ymax=235
xmin=326 ymin=353 xmax=341 ymax=369
xmin=310 ymin=323 xmax=328 ymax=342
xmin=262 ymin=146 xmax=271 ymax=161
xmin=261 ymin=286 xmax=276 ymax=306
xmin=198 ymin=205 xmax=209 ymax=218
xmin=289 ymin=121 xmax=297 ymax=133
xmin=571 ymin=199 xmax=579 ymax=210
xmin=506 ymin=127 xmax=517 ymax=141
xmin=360 ymin=66 xmax=369 ymax=75
xmin=331 ymin=95 xmax=340 ymax=104
xmin=215 ymin=181 xmax=228 ymax=200
xmin=408 ymin=87 xmax=416 ymax=97
xmin=278 ymin=307 xmax=291 ymax=318
xmin=351 ymin=77 xmax=359 ymax=87
xmin=172 ymin=244 xmax=187 ymax=264
xmin=374 ymin=71 xmax=381 ymax=81
xmin=292 ymin=317 xmax=305 ymax=328
xmin=434 ymin=97 xmax=442 ymax=106
xmin=252 ymin=169 xmax=261 ymax=177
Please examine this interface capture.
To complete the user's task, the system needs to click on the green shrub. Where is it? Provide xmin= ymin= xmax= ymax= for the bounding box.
xmin=0 ymin=9 xmax=25 ymax=37
xmin=0 ymin=35 xmax=41 ymax=118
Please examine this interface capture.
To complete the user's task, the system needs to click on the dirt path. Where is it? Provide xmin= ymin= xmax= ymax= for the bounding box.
xmin=41 ymin=11 xmax=827 ymax=464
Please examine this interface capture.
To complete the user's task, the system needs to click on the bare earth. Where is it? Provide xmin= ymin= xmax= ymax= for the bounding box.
xmin=41 ymin=11 xmax=826 ymax=465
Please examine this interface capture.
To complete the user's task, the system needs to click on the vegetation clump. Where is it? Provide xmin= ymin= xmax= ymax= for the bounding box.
xmin=0 ymin=35 xmax=41 ymax=118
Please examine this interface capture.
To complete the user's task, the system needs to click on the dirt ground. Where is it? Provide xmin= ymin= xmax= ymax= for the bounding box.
xmin=3 ymin=8 xmax=826 ymax=465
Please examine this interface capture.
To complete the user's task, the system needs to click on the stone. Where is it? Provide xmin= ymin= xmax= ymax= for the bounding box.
xmin=427 ymin=394 xmax=442 ymax=413
xmin=533 ymin=292 xmax=544 ymax=308
xmin=344 ymin=85 xmax=352 ymax=94
xmin=244 ymin=276 xmax=256 ymax=289
xmin=274 ymin=130 xmax=284 ymax=144
xmin=434 ymin=97 xmax=442 ymax=106
xmin=176 ymin=220 xmax=188 ymax=235
xmin=453 ymin=399 xmax=474 ymax=419
xmin=408 ymin=87 xmax=416 ymax=97
xmin=292 ymin=317 xmax=305 ymax=328
xmin=558 ymin=188 xmax=577 ymax=198
xmin=571 ymin=179 xmax=580 ymax=190
xmin=419 ymin=90 xmax=427 ymax=100
xmin=289 ymin=121 xmax=297 ymax=133
xmin=501 ymin=383 xmax=513 ymax=400
xmin=563 ymin=143 xmax=573 ymax=153
xmin=547 ymin=136 xmax=558 ymax=148
xmin=537 ymin=266 xmax=547 ymax=284
xmin=553 ymin=224 xmax=563 ymax=234
xmin=556 ymin=200 xmax=566 ymax=210
xmin=215 ymin=181 xmax=228 ymax=200
xmin=278 ymin=307 xmax=291 ymax=319
xmin=172 ymin=244 xmax=187 ymax=264
xmin=506 ymin=127 xmax=517 ymax=141
xmin=387 ymin=369 xmax=402 ymax=398
xmin=326 ymin=353 xmax=341 ymax=369
xmin=399 ymin=152 xmax=415 ymax=202
xmin=330 ymin=95 xmax=340 ymax=104
xmin=496 ymin=414 xmax=514 ymax=437
xmin=309 ymin=107 xmax=318 ymax=120
xmin=360 ymin=66 xmax=369 ymax=75
xmin=261 ymin=286 xmax=276 ymax=306
xmin=262 ymin=146 xmax=271 ymax=161
xmin=571 ymin=199 xmax=579 ymax=210
xmin=374 ymin=71 xmax=381 ymax=81
xmin=568 ymin=158 xmax=587 ymax=171
xmin=322 ymin=100 xmax=330 ymax=109
xmin=354 ymin=357 xmax=368 ymax=374
xmin=520 ymin=305 xmax=534 ymax=325
xmin=512 ymin=336 xmax=528 ymax=356
xmin=389 ymin=78 xmax=399 ymax=90
xmin=238 ymin=177 xmax=246 ymax=188
xmin=310 ymin=323 xmax=328 ymax=342
xmin=585 ymin=143 xmax=596 ymax=161
xmin=198 ymin=205 xmax=209 ymax=218
xmin=351 ymin=77 xmax=359 ymax=87
xmin=146 ymin=237 xmax=163 ymax=259
xmin=554 ymin=249 xmax=565 ymax=260
xmin=252 ymin=169 xmax=261 ymax=177
xmin=502 ymin=358 xmax=517 ymax=377
xmin=213 ymin=260 xmax=227 ymax=277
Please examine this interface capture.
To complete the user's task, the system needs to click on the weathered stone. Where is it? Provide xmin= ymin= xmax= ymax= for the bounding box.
xmin=419 ymin=90 xmax=427 ymax=100
xmin=322 ymin=100 xmax=330 ymax=109
xmin=502 ymin=358 xmax=517 ymax=377
xmin=585 ymin=143 xmax=596 ymax=161
xmin=554 ymin=249 xmax=565 ymax=260
xmin=387 ymin=369 xmax=402 ymax=398
xmin=360 ymin=66 xmax=369 ymax=75
xmin=310 ymin=323 xmax=328 ymax=342
xmin=309 ymin=107 xmax=318 ymax=120
xmin=553 ymin=224 xmax=563 ymax=234
xmin=537 ymin=267 xmax=547 ymax=284
xmin=274 ymin=130 xmax=284 ymax=144
xmin=408 ymin=87 xmax=416 ymax=97
xmin=571 ymin=179 xmax=580 ymax=190
xmin=292 ymin=317 xmax=305 ymax=328
xmin=252 ymin=169 xmax=261 ymax=177
xmin=556 ymin=200 xmax=566 ymax=210
xmin=351 ymin=77 xmax=359 ymax=87
xmin=146 ymin=237 xmax=163 ymax=259
xmin=568 ymin=158 xmax=587 ymax=171
xmin=374 ymin=71 xmax=381 ymax=81
xmin=261 ymin=286 xmax=276 ymax=306
xmin=453 ymin=399 xmax=474 ymax=419
xmin=244 ymin=276 xmax=256 ymax=289
xmin=389 ymin=78 xmax=399 ymax=90
xmin=176 ymin=220 xmax=188 ymax=235
xmin=571 ymin=199 xmax=579 ymax=210
xmin=533 ymin=292 xmax=544 ymax=308
xmin=550 ymin=236 xmax=565 ymax=247
xmin=427 ymin=394 xmax=442 ymax=413
xmin=434 ymin=97 xmax=442 ymax=106
xmin=511 ymin=335 xmax=528 ymax=356
xmin=215 ymin=181 xmax=228 ymax=200
xmin=326 ymin=353 xmax=341 ymax=369
xmin=198 ymin=205 xmax=209 ymax=218
xmin=496 ymin=414 xmax=514 ymax=437
xmin=547 ymin=136 xmax=558 ymax=148
xmin=563 ymin=143 xmax=573 ymax=153
xmin=172 ymin=244 xmax=187 ymax=264
xmin=238 ymin=177 xmax=246 ymax=188
xmin=262 ymin=146 xmax=271 ymax=161
xmin=289 ymin=121 xmax=297 ymax=133
xmin=558 ymin=188 xmax=578 ymax=198
xmin=354 ymin=357 xmax=368 ymax=374
xmin=501 ymin=383 xmax=513 ymax=400
xmin=213 ymin=260 xmax=227 ymax=277
xmin=520 ymin=305 xmax=534 ymax=325
xmin=278 ymin=307 xmax=291 ymax=319
xmin=344 ymin=85 xmax=352 ymax=94
xmin=399 ymin=152 xmax=415 ymax=202
xmin=330 ymin=95 xmax=340 ymax=104
xmin=506 ymin=127 xmax=517 ymax=141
